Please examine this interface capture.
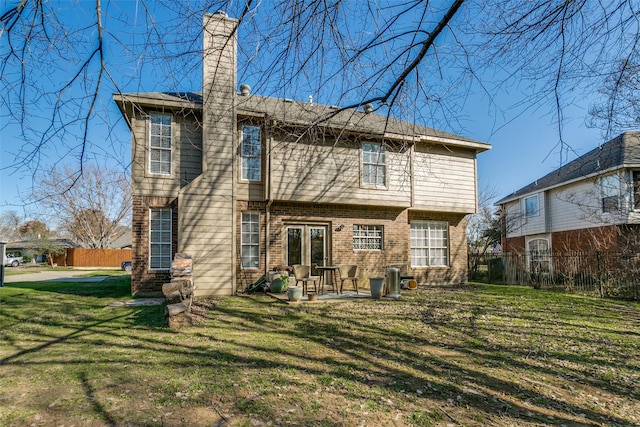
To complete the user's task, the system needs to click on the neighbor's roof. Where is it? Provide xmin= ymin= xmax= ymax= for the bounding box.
xmin=496 ymin=132 xmax=640 ymax=205
xmin=113 ymin=91 xmax=490 ymax=152
xmin=6 ymin=239 xmax=82 ymax=249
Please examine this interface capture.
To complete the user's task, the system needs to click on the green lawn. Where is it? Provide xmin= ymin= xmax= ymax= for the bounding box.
xmin=0 ymin=277 xmax=638 ymax=426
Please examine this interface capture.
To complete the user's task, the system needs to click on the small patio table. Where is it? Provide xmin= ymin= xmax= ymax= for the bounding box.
xmin=317 ymin=266 xmax=340 ymax=294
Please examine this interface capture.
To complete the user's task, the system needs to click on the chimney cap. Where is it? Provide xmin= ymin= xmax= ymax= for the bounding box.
xmin=364 ymin=103 xmax=374 ymax=114
xmin=213 ymin=10 xmax=228 ymax=17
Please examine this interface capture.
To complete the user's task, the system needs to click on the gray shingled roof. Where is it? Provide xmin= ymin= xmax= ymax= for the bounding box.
xmin=6 ymin=239 xmax=82 ymax=249
xmin=235 ymin=94 xmax=485 ymax=145
xmin=115 ymin=91 xmax=489 ymax=150
xmin=496 ymin=132 xmax=640 ymax=204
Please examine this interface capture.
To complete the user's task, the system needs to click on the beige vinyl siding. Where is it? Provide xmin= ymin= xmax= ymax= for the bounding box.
xmin=505 ymin=193 xmax=547 ymax=237
xmin=269 ymin=138 xmax=411 ymax=206
xmin=178 ymin=116 xmax=203 ymax=186
xmin=548 ymin=180 xmax=628 ymax=232
xmin=236 ymin=181 xmax=265 ymax=201
xmin=178 ymin=179 xmax=235 ymax=296
xmin=131 ymin=112 xmax=202 ymax=197
xmin=412 ymin=145 xmax=477 ymax=213
xmin=504 ymin=200 xmax=523 ymax=238
xmin=180 ymin=13 xmax=238 ymax=296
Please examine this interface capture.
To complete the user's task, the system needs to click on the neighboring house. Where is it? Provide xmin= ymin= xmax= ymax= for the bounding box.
xmin=6 ymin=238 xmax=82 ymax=263
xmin=108 ymin=231 xmax=132 ymax=249
xmin=113 ymin=12 xmax=491 ymax=297
xmin=496 ymin=131 xmax=640 ymax=272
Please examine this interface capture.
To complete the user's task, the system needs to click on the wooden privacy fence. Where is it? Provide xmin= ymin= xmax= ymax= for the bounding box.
xmin=469 ymin=251 xmax=640 ymax=301
xmin=54 ymin=248 xmax=132 ymax=267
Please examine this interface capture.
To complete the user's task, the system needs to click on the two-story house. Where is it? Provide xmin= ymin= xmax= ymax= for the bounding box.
xmin=497 ymin=131 xmax=640 ymax=272
xmin=114 ymin=12 xmax=491 ymax=297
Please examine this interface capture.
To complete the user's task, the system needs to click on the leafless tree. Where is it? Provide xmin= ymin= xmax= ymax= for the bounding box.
xmin=2 ymin=0 xmax=639 ymax=193
xmin=33 ymin=164 xmax=131 ymax=248
xmin=0 ymin=210 xmax=21 ymax=240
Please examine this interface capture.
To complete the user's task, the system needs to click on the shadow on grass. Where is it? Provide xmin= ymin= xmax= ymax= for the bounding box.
xmin=197 ymin=289 xmax=638 ymax=426
xmin=1 ymin=283 xmax=638 ymax=426
xmin=4 ymin=275 xmax=132 ymax=298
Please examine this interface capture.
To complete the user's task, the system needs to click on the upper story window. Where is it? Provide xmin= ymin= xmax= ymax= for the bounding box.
xmin=362 ymin=142 xmax=386 ymax=187
xmin=353 ymin=225 xmax=383 ymax=250
xmin=410 ymin=221 xmax=448 ymax=267
xmin=149 ymin=113 xmax=172 ymax=175
xmin=241 ymin=125 xmax=261 ymax=181
xmin=524 ymin=194 xmax=539 ymax=217
xmin=600 ymin=174 xmax=620 ymax=213
xmin=633 ymin=171 xmax=640 ymax=210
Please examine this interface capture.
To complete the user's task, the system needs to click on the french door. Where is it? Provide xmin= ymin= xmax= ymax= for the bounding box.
xmin=285 ymin=224 xmax=328 ymax=275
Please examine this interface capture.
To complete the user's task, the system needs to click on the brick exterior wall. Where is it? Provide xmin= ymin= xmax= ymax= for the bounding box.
xmin=503 ymin=224 xmax=640 ymax=254
xmin=131 ymin=195 xmax=178 ymax=296
xmin=503 ymin=236 xmax=525 ymax=253
xmin=234 ymin=201 xmax=469 ymax=291
xmin=552 ymin=225 xmax=619 ymax=252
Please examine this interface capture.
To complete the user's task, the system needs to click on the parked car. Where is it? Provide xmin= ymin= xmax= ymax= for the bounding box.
xmin=3 ymin=255 xmax=24 ymax=267
xmin=121 ymin=261 xmax=132 ymax=272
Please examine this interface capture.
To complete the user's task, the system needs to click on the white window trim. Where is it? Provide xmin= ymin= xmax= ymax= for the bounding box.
xmin=241 ymin=125 xmax=262 ymax=182
xmin=632 ymin=170 xmax=640 ymax=211
xmin=149 ymin=112 xmax=172 ymax=176
xmin=241 ymin=211 xmax=260 ymax=269
xmin=523 ymin=194 xmax=539 ymax=218
xmin=353 ymin=225 xmax=384 ymax=251
xmin=361 ymin=142 xmax=387 ymax=188
xmin=149 ymin=208 xmax=172 ymax=271
xmin=526 ymin=236 xmax=551 ymax=274
xmin=410 ymin=221 xmax=449 ymax=268
xmin=600 ymin=174 xmax=620 ymax=213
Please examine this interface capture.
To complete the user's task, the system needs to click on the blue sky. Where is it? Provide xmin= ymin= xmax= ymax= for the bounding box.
xmin=0 ymin=0 xmax=615 ymax=222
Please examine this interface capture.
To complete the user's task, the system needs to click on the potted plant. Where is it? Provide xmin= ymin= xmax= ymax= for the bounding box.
xmin=269 ymin=273 xmax=289 ymax=293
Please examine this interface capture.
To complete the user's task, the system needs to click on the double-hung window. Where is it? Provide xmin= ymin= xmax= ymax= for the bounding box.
xmin=149 ymin=113 xmax=172 ymax=175
xmin=241 ymin=126 xmax=261 ymax=181
xmin=241 ymin=211 xmax=260 ymax=269
xmin=362 ymin=142 xmax=386 ymax=187
xmin=633 ymin=171 xmax=640 ymax=210
xmin=524 ymin=195 xmax=539 ymax=217
xmin=353 ymin=225 xmax=383 ymax=250
xmin=410 ymin=221 xmax=449 ymax=267
xmin=600 ymin=174 xmax=620 ymax=213
xmin=149 ymin=208 xmax=172 ymax=270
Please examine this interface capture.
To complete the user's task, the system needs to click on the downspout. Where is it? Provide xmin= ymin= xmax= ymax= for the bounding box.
xmin=410 ymin=143 xmax=415 ymax=208
xmin=265 ymin=116 xmax=273 ymax=276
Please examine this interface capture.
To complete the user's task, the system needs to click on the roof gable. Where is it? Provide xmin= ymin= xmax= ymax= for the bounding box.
xmin=497 ymin=132 xmax=640 ymax=204
xmin=114 ymin=91 xmax=490 ymax=152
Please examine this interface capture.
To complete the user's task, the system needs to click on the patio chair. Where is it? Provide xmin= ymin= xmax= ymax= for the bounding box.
xmin=338 ymin=264 xmax=358 ymax=293
xmin=292 ymin=264 xmax=319 ymax=295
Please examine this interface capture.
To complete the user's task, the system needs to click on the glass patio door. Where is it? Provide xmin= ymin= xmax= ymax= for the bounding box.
xmin=309 ymin=226 xmax=326 ymax=276
xmin=286 ymin=225 xmax=327 ymax=275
